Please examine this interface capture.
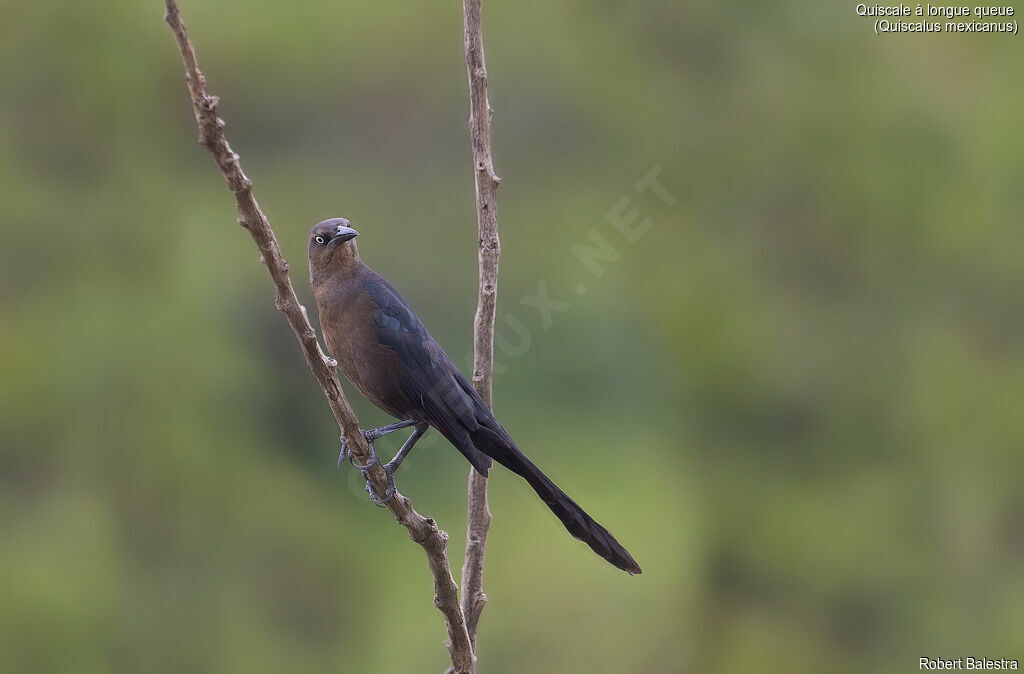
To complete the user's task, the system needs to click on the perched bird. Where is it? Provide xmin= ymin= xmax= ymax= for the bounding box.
xmin=308 ymin=217 xmax=641 ymax=574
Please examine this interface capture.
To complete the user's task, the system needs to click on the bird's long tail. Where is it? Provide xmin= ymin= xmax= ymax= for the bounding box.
xmin=469 ymin=426 xmax=642 ymax=574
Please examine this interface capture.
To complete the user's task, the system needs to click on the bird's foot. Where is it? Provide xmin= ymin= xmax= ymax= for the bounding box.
xmin=363 ymin=464 xmax=397 ymax=507
xmin=336 ymin=429 xmax=384 ymax=470
xmin=337 ymin=420 xmax=417 ymax=469
xmin=337 ymin=437 xmax=349 ymax=469
xmin=337 ymin=432 xmax=397 ymax=507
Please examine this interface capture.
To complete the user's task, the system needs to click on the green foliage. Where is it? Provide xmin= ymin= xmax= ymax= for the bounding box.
xmin=1 ymin=1 xmax=1022 ymax=672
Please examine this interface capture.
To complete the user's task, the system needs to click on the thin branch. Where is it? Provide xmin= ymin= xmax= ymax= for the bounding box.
xmin=161 ymin=2 xmax=474 ymax=671
xmin=460 ymin=0 xmax=500 ymax=652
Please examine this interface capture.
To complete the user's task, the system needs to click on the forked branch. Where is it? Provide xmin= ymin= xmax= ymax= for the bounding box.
xmin=162 ymin=2 xmax=473 ymax=671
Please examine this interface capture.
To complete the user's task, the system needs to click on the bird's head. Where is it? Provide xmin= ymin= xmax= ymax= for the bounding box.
xmin=308 ymin=217 xmax=360 ymax=285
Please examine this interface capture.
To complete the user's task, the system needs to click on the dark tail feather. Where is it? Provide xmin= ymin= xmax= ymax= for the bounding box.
xmin=470 ymin=427 xmax=642 ymax=575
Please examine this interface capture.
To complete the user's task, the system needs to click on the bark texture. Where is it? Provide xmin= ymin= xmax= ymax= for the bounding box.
xmin=459 ymin=0 xmax=501 ymax=651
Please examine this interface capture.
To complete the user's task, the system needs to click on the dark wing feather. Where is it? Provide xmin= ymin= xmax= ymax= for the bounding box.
xmin=362 ymin=275 xmax=493 ymax=475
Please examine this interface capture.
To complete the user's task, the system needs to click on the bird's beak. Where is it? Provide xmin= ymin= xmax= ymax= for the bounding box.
xmin=333 ymin=225 xmax=359 ymax=243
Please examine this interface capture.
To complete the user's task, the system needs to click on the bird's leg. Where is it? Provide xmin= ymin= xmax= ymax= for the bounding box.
xmin=363 ymin=423 xmax=428 ymax=507
xmin=384 ymin=423 xmax=429 ymax=474
xmin=337 ymin=419 xmax=417 ymax=469
xmin=363 ymin=418 xmax=418 ymax=441
xmin=336 ymin=419 xmax=421 ymax=507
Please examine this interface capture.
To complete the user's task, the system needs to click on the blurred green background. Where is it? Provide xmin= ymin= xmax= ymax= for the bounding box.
xmin=2 ymin=1 xmax=1022 ymax=672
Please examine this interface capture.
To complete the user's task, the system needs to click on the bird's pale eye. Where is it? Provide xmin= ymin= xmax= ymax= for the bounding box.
xmin=315 ymin=236 xmax=325 ymax=244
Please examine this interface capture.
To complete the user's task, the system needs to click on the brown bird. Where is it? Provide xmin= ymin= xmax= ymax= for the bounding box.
xmin=308 ymin=217 xmax=641 ymax=574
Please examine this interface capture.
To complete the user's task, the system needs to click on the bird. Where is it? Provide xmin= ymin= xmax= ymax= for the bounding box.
xmin=308 ymin=217 xmax=641 ymax=575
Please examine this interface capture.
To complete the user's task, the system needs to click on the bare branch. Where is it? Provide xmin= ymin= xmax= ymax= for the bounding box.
xmin=162 ymin=2 xmax=473 ymax=671
xmin=460 ymin=0 xmax=500 ymax=651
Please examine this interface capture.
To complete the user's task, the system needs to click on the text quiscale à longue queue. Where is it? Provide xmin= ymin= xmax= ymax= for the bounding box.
xmin=856 ymin=4 xmax=1015 ymax=18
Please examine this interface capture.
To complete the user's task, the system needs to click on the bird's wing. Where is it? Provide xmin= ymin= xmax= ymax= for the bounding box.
xmin=361 ymin=276 xmax=491 ymax=452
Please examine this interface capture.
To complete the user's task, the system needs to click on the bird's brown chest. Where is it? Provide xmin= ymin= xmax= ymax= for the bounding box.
xmin=314 ymin=281 xmax=410 ymax=419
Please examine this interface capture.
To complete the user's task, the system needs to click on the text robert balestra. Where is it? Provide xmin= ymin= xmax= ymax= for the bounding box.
xmin=920 ymin=657 xmax=1019 ymax=670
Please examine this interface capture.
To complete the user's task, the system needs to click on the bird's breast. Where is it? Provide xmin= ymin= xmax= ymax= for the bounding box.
xmin=316 ymin=285 xmax=412 ymax=419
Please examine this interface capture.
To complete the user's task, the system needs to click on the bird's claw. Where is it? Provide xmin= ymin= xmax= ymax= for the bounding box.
xmin=363 ymin=466 xmax=396 ymax=507
xmin=338 ymin=433 xmax=395 ymax=507
xmin=337 ymin=436 xmax=349 ymax=469
xmin=338 ymin=432 xmax=380 ymax=470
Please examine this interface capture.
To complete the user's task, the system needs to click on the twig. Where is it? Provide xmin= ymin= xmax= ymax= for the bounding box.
xmin=161 ymin=2 xmax=474 ymax=672
xmin=459 ymin=0 xmax=500 ymax=652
